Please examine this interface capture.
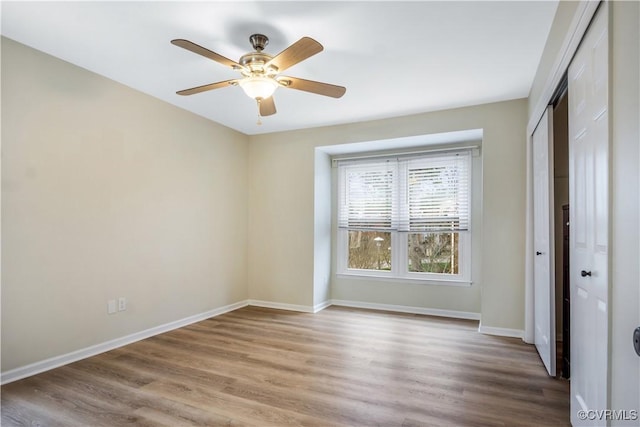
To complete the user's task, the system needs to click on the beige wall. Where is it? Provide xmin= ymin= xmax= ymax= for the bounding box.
xmin=247 ymin=135 xmax=315 ymax=306
xmin=1 ymin=38 xmax=249 ymax=372
xmin=249 ymin=99 xmax=528 ymax=331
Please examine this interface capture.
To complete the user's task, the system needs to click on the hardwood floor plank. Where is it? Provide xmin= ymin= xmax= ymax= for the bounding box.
xmin=1 ymin=306 xmax=570 ymax=426
xmin=140 ymin=379 xmax=341 ymax=427
xmin=61 ymin=361 xmax=235 ymax=426
xmin=1 ymin=392 xmax=79 ymax=427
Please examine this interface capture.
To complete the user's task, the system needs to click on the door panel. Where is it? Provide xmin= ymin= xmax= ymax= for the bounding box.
xmin=568 ymin=6 xmax=609 ymax=426
xmin=574 ymin=132 xmax=588 ymax=248
xmin=532 ymin=107 xmax=556 ymax=377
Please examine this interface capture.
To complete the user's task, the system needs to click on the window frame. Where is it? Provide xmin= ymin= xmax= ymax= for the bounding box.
xmin=335 ymin=149 xmax=473 ymax=286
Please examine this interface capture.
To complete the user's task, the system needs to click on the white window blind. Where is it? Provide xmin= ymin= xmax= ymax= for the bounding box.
xmin=337 ymin=161 xmax=397 ymax=230
xmin=338 ymin=150 xmax=471 ymax=233
xmin=403 ymin=153 xmax=471 ymax=232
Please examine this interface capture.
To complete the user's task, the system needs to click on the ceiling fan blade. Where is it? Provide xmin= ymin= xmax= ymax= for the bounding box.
xmin=266 ymin=37 xmax=323 ymax=72
xmin=280 ymin=76 xmax=346 ymax=98
xmin=259 ymin=96 xmax=276 ymax=116
xmin=176 ymin=79 xmax=238 ymax=96
xmin=171 ymin=39 xmax=244 ymax=70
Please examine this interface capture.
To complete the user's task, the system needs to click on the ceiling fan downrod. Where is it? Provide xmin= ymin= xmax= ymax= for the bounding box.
xmin=249 ymin=34 xmax=269 ymax=52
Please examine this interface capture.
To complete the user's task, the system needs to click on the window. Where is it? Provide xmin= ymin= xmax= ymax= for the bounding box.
xmin=336 ymin=150 xmax=472 ymax=284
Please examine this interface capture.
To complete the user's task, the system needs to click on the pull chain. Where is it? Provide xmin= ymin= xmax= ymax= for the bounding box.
xmin=256 ymin=99 xmax=262 ymax=125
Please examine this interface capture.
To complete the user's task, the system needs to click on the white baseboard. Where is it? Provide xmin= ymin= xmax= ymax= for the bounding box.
xmin=478 ymin=323 xmax=524 ymax=339
xmin=2 ymin=298 xmax=521 ymax=384
xmin=247 ymin=299 xmax=315 ymax=313
xmin=0 ymin=300 xmax=249 ymax=385
xmin=247 ymin=299 xmax=479 ymax=320
xmin=330 ymin=299 xmax=481 ymax=320
xmin=332 ymin=301 xmax=522 ymax=340
xmin=313 ymin=300 xmax=332 ymax=313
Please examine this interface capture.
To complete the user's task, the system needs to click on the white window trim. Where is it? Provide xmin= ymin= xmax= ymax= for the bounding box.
xmin=335 ymin=148 xmax=473 ymax=286
xmin=336 ymin=229 xmax=472 ymax=285
xmin=335 ymin=272 xmax=472 ymax=287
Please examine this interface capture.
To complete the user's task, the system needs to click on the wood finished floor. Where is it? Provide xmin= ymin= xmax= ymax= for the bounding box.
xmin=1 ymin=306 xmax=570 ymax=426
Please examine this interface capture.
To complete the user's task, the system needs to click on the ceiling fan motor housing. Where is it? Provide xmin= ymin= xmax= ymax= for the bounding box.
xmin=238 ymin=34 xmax=277 ymax=76
xmin=239 ymin=52 xmax=275 ymax=73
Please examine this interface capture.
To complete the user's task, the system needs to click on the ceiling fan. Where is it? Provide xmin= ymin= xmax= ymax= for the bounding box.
xmin=171 ymin=34 xmax=346 ymax=119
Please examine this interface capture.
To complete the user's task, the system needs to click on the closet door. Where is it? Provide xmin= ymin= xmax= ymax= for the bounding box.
xmin=568 ymin=6 xmax=609 ymax=425
xmin=532 ymin=106 xmax=556 ymax=377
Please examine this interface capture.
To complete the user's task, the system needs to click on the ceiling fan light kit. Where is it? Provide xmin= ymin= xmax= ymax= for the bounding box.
xmin=172 ymin=33 xmax=346 ymax=120
xmin=238 ymin=76 xmax=278 ymax=100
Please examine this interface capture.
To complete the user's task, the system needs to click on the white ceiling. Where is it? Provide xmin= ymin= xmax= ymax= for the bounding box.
xmin=1 ymin=1 xmax=558 ymax=136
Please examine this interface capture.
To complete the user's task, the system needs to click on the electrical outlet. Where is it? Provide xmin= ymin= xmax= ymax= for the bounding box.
xmin=118 ymin=297 xmax=126 ymax=312
xmin=108 ymin=299 xmax=117 ymax=314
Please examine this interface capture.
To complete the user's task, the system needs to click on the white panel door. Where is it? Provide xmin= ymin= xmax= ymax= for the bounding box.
xmin=568 ymin=6 xmax=609 ymax=426
xmin=532 ymin=106 xmax=556 ymax=377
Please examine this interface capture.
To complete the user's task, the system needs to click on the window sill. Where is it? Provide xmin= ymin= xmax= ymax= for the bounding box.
xmin=336 ymin=272 xmax=472 ymax=287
